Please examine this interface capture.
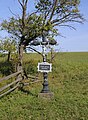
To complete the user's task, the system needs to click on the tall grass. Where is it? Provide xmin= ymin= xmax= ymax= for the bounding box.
xmin=0 ymin=52 xmax=88 ymax=120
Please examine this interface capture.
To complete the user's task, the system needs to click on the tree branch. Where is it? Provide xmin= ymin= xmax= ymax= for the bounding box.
xmin=18 ymin=0 xmax=23 ymax=8
xmin=25 ymin=0 xmax=28 ymax=6
xmin=48 ymin=0 xmax=58 ymax=22
xmin=26 ymin=46 xmax=43 ymax=56
xmin=57 ymin=24 xmax=76 ymax=30
xmin=51 ymin=13 xmax=71 ymax=24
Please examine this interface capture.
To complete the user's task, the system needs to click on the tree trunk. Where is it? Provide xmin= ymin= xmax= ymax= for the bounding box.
xmin=7 ymin=51 xmax=11 ymax=62
xmin=17 ymin=44 xmax=24 ymax=72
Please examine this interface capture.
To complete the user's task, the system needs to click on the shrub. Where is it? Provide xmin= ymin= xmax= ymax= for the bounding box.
xmin=0 ymin=61 xmax=14 ymax=76
xmin=23 ymin=59 xmax=37 ymax=75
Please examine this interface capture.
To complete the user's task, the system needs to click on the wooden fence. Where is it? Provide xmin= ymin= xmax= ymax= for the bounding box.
xmin=0 ymin=71 xmax=23 ymax=98
xmin=0 ymin=71 xmax=41 ymax=98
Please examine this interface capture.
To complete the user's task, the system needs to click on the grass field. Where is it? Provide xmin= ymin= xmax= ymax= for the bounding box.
xmin=0 ymin=52 xmax=88 ymax=120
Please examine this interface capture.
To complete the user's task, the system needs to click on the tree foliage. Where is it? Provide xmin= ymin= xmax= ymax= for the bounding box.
xmin=0 ymin=0 xmax=84 ymax=47
xmin=0 ymin=37 xmax=17 ymax=61
xmin=35 ymin=0 xmax=84 ymax=27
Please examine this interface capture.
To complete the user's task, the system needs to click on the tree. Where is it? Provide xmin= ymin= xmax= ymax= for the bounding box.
xmin=0 ymin=0 xmax=84 ymax=66
xmin=35 ymin=0 xmax=84 ymax=33
xmin=0 ymin=0 xmax=42 ymax=46
xmin=0 ymin=0 xmax=84 ymax=46
xmin=0 ymin=37 xmax=17 ymax=61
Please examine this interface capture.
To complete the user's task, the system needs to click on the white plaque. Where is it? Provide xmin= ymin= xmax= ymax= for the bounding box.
xmin=38 ymin=62 xmax=52 ymax=73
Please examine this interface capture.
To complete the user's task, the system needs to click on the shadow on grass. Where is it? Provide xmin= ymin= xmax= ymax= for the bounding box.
xmin=20 ymin=88 xmax=37 ymax=97
xmin=0 ymin=61 xmax=14 ymax=76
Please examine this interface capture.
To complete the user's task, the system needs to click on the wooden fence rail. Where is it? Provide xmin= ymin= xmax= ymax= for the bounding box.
xmin=0 ymin=84 xmax=18 ymax=98
xmin=0 ymin=78 xmax=22 ymax=92
xmin=0 ymin=71 xmax=40 ymax=98
xmin=0 ymin=71 xmax=22 ymax=82
xmin=0 ymin=71 xmax=23 ymax=98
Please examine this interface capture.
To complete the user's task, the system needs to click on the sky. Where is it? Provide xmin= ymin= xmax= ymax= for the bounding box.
xmin=0 ymin=0 xmax=88 ymax=52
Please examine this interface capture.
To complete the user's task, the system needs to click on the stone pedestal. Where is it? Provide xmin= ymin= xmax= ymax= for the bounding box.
xmin=38 ymin=92 xmax=54 ymax=99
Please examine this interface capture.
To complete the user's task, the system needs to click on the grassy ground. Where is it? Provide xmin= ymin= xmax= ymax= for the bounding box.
xmin=0 ymin=52 xmax=88 ymax=120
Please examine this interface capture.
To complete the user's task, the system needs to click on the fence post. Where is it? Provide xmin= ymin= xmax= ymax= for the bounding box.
xmin=17 ymin=44 xmax=24 ymax=77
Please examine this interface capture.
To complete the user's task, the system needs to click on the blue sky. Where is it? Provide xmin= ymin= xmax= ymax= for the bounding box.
xmin=58 ymin=0 xmax=88 ymax=52
xmin=0 ymin=0 xmax=88 ymax=52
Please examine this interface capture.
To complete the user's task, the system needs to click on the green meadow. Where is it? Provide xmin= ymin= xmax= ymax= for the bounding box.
xmin=0 ymin=52 xmax=88 ymax=120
